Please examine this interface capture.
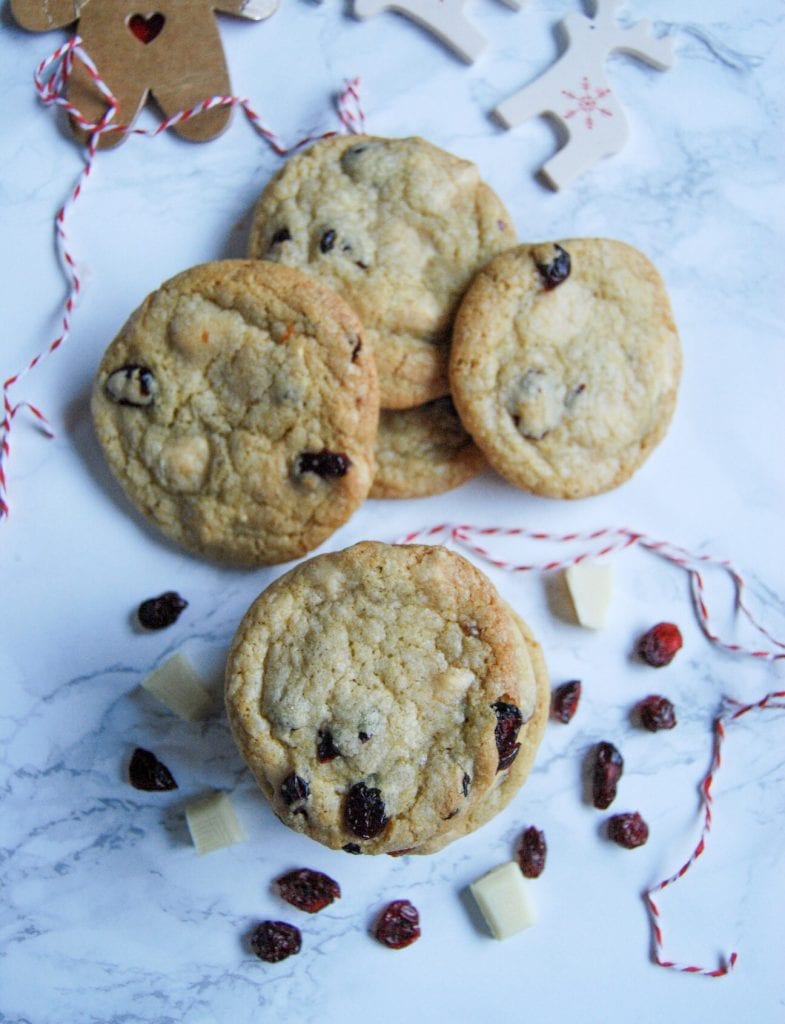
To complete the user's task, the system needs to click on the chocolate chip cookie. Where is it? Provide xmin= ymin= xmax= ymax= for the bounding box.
xmin=449 ymin=239 xmax=682 ymax=498
xmin=369 ymin=397 xmax=485 ymax=499
xmin=224 ymin=541 xmax=538 ymax=854
xmin=91 ymin=259 xmax=378 ymax=565
xmin=248 ymin=135 xmax=516 ymax=410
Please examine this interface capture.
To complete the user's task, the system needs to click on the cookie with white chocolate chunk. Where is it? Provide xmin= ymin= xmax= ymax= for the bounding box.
xmin=91 ymin=259 xmax=378 ymax=566
xmin=449 ymin=239 xmax=682 ymax=498
xmin=248 ymin=135 xmax=516 ymax=409
xmin=224 ymin=541 xmax=546 ymax=855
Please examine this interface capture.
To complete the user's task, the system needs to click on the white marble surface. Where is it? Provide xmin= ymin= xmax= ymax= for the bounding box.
xmin=1 ymin=1 xmax=784 ymax=1021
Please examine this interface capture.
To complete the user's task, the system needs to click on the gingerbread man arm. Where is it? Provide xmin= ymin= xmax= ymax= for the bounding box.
xmin=213 ymin=0 xmax=279 ymax=20
xmin=10 ymin=0 xmax=85 ymax=32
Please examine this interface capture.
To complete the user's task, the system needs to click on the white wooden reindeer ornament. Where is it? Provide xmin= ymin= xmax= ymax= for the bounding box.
xmin=353 ymin=0 xmax=525 ymax=64
xmin=493 ymin=0 xmax=675 ymax=189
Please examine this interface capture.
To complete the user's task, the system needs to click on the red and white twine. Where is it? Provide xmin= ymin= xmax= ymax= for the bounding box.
xmin=398 ymin=523 xmax=785 ymax=663
xmin=0 ymin=35 xmax=363 ymax=517
xmin=645 ymin=690 xmax=785 ymax=977
xmin=398 ymin=522 xmax=785 ymax=976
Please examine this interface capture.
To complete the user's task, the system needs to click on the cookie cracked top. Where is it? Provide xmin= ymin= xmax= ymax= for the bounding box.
xmin=248 ymin=135 xmax=516 ymax=409
xmin=91 ymin=260 xmax=379 ymax=565
xmin=225 ymin=541 xmax=537 ymax=854
xmin=449 ymin=239 xmax=682 ymax=498
xmin=370 ymin=396 xmax=485 ymax=499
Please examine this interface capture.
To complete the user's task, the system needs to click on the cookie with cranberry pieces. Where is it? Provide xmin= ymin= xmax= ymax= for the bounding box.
xmin=248 ymin=135 xmax=515 ymax=410
xmin=369 ymin=396 xmax=485 ymax=499
xmin=92 ymin=260 xmax=378 ymax=565
xmin=224 ymin=541 xmax=538 ymax=854
xmin=449 ymin=239 xmax=682 ymax=498
xmin=416 ymin=608 xmax=549 ymax=854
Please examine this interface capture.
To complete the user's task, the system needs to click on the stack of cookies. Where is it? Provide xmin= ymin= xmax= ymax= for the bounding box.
xmin=246 ymin=135 xmax=506 ymax=501
xmin=224 ymin=541 xmax=550 ymax=855
xmin=91 ymin=133 xmax=681 ymax=566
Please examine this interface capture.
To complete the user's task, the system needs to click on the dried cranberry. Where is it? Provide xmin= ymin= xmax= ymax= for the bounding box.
xmin=358 ymin=731 xmax=371 ymax=743
xmin=638 ymin=623 xmax=683 ymax=667
xmin=607 ymin=812 xmax=649 ymax=849
xmin=297 ymin=450 xmax=352 ymax=479
xmin=105 ymin=365 xmax=156 ymax=407
xmin=342 ymin=843 xmax=362 ymax=855
xmin=137 ymin=591 xmax=187 ymax=630
xmin=320 ymin=229 xmax=337 ymax=253
xmin=280 ymin=773 xmax=309 ymax=806
xmin=492 ymin=700 xmax=523 ymax=771
xmin=250 ymin=921 xmax=302 ymax=963
xmin=534 ymin=244 xmax=571 ymax=290
xmin=517 ymin=825 xmax=547 ymax=878
xmin=270 ymin=226 xmax=291 ymax=246
xmin=316 ymin=729 xmax=341 ymax=762
xmin=551 ymin=680 xmax=581 ymax=723
xmin=128 ymin=747 xmax=177 ymax=791
xmin=276 ymin=868 xmax=341 ymax=913
xmin=636 ymin=695 xmax=677 ymax=732
xmin=592 ymin=741 xmax=623 ymax=809
xmin=344 ymin=782 xmax=388 ymax=840
xmin=374 ymin=900 xmax=421 ymax=949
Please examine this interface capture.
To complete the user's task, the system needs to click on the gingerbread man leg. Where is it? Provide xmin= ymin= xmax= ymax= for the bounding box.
xmin=149 ymin=62 xmax=234 ymax=144
xmin=65 ymin=58 xmax=147 ymax=149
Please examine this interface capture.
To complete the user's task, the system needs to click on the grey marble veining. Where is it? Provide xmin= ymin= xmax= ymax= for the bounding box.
xmin=2 ymin=2 xmax=784 ymax=1021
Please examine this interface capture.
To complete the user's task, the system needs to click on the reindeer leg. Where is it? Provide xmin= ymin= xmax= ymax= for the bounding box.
xmin=493 ymin=69 xmax=566 ymax=129
xmin=540 ymin=106 xmax=628 ymax=189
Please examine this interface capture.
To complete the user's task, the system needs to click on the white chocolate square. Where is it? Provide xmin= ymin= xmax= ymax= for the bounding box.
xmin=185 ymin=792 xmax=246 ymax=855
xmin=469 ymin=861 xmax=537 ymax=939
xmin=141 ymin=652 xmax=213 ymax=722
xmin=565 ymin=561 xmax=613 ymax=629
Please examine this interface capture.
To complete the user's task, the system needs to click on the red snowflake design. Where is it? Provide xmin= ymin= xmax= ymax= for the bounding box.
xmin=562 ymin=77 xmax=613 ymax=130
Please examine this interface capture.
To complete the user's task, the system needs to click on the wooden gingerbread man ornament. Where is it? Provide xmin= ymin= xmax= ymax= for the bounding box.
xmin=493 ymin=0 xmax=674 ymax=188
xmin=11 ymin=0 xmax=278 ymax=147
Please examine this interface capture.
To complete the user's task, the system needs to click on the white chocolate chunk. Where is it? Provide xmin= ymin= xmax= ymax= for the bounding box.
xmin=469 ymin=861 xmax=537 ymax=939
xmin=141 ymin=652 xmax=213 ymax=722
xmin=565 ymin=561 xmax=613 ymax=629
xmin=186 ymin=792 xmax=246 ymax=855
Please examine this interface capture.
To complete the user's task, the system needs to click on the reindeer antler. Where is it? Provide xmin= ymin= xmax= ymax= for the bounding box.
xmin=589 ymin=0 xmax=625 ymax=26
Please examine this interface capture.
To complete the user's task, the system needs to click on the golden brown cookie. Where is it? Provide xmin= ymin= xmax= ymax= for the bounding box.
xmin=416 ymin=609 xmax=549 ymax=854
xmin=91 ymin=259 xmax=378 ymax=565
xmin=369 ymin=397 xmax=485 ymax=499
xmin=248 ymin=135 xmax=516 ymax=409
xmin=224 ymin=541 xmax=538 ymax=855
xmin=450 ymin=239 xmax=682 ymax=498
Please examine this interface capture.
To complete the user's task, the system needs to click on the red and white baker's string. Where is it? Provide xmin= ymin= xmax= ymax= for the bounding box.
xmin=645 ymin=689 xmax=785 ymax=977
xmin=337 ymin=76 xmax=366 ymax=134
xmin=398 ymin=522 xmax=784 ymax=976
xmin=0 ymin=37 xmax=365 ymax=518
xmin=397 ymin=523 xmax=785 ymax=662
